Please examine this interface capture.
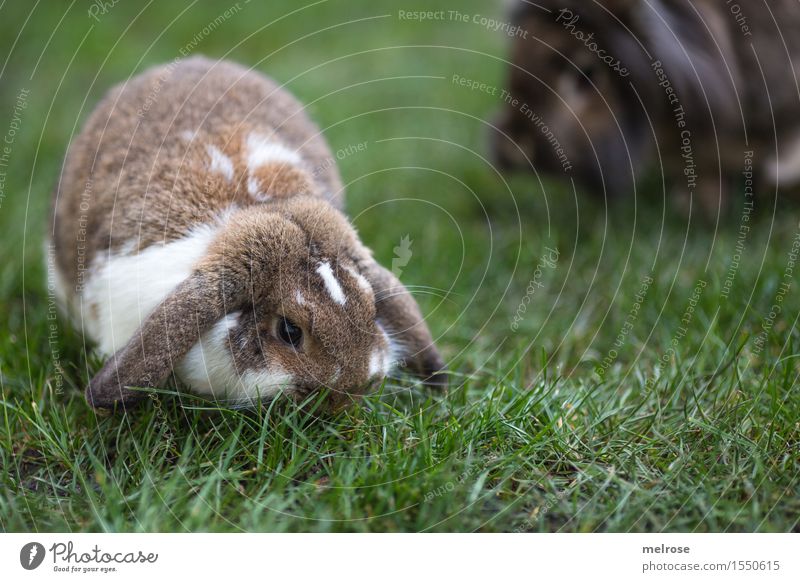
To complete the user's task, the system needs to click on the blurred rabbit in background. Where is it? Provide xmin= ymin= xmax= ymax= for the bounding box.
xmin=491 ymin=0 xmax=800 ymax=216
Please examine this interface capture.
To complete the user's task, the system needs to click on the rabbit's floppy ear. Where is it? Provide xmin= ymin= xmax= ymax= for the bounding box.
xmin=357 ymin=257 xmax=447 ymax=388
xmin=85 ymin=271 xmax=228 ymax=410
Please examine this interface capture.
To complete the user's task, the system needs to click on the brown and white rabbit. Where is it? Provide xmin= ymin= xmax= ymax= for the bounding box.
xmin=49 ymin=56 xmax=445 ymax=410
xmin=491 ymin=0 xmax=800 ymax=213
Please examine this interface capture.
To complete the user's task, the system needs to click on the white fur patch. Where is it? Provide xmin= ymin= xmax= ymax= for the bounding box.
xmin=379 ymin=323 xmax=400 ymax=376
xmin=247 ymin=176 xmax=270 ymax=201
xmin=75 ymin=213 xmax=298 ymax=406
xmin=175 ymin=313 xmax=240 ymax=397
xmin=316 ymin=261 xmax=346 ymax=305
xmin=117 ymin=239 xmax=137 ymax=256
xmin=176 ymin=312 xmax=294 ymax=405
xmin=295 ymin=290 xmax=306 ymax=305
xmin=245 ymin=132 xmax=301 ymax=170
xmin=368 ymin=324 xmax=398 ymax=379
xmin=206 ymin=145 xmax=234 ymax=181
xmin=239 ymin=366 xmax=295 ymax=404
xmin=369 ymin=350 xmax=383 ymax=378
xmin=81 ymin=224 xmax=219 ymax=356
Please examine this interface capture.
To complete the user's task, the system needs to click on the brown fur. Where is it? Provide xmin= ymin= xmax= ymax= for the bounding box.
xmin=51 ymin=57 xmax=445 ymax=410
xmin=492 ymin=0 xmax=800 ymax=214
xmin=52 ymin=57 xmax=341 ymax=285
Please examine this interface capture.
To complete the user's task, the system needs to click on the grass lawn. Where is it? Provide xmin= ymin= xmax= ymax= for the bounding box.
xmin=1 ymin=0 xmax=798 ymax=532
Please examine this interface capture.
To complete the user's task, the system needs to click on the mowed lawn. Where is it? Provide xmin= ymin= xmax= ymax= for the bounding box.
xmin=1 ymin=0 xmax=798 ymax=532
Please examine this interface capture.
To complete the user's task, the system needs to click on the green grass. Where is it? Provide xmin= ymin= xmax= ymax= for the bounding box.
xmin=1 ymin=0 xmax=798 ymax=532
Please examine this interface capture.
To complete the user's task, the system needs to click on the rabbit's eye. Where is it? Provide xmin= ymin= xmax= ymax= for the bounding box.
xmin=277 ymin=318 xmax=303 ymax=348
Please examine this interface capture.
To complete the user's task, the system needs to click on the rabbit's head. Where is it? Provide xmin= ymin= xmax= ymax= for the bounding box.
xmin=85 ymin=196 xmax=445 ymax=410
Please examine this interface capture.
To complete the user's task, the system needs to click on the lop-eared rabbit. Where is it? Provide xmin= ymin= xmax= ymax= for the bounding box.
xmin=492 ymin=0 xmax=800 ymax=213
xmin=50 ymin=57 xmax=445 ymax=410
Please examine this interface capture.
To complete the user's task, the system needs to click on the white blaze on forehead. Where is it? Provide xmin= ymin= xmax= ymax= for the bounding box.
xmin=206 ymin=145 xmax=234 ymax=181
xmin=316 ymin=261 xmax=346 ymax=305
xmin=245 ymin=132 xmax=302 ymax=170
xmin=295 ymin=290 xmax=306 ymax=305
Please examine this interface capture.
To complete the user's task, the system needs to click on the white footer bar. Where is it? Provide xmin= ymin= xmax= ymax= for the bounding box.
xmin=1 ymin=533 xmax=797 ymax=581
